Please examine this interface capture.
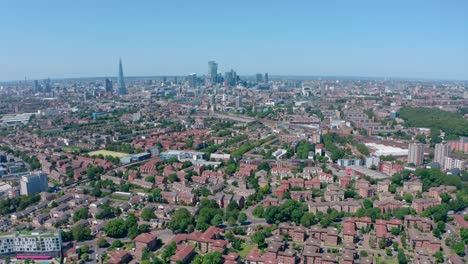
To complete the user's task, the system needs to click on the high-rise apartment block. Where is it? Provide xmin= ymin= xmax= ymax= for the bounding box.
xmin=434 ymin=143 xmax=450 ymax=167
xmin=20 ymin=171 xmax=48 ymax=196
xmin=408 ymin=143 xmax=425 ymax=166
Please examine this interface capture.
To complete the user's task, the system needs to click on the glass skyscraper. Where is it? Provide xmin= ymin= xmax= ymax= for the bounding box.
xmin=118 ymin=58 xmax=127 ymax=95
xmin=208 ymin=61 xmax=218 ymax=83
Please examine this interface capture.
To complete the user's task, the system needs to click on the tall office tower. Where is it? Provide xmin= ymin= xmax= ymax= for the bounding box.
xmin=187 ymin=73 xmax=197 ymax=88
xmin=34 ymin=80 xmax=40 ymax=93
xmin=264 ymin=73 xmax=269 ymax=83
xmin=208 ymin=61 xmax=218 ymax=83
xmin=408 ymin=143 xmax=425 ymax=166
xmin=434 ymin=143 xmax=450 ymax=166
xmin=44 ymin=78 xmax=52 ymax=93
xmin=105 ymin=78 xmax=113 ymax=93
xmin=20 ymin=171 xmax=48 ymax=196
xmin=174 ymin=76 xmax=178 ymax=84
xmin=118 ymin=58 xmax=127 ymax=95
xmin=225 ymin=69 xmax=237 ymax=86
xmin=255 ymin=73 xmax=263 ymax=83
xmin=235 ymin=95 xmax=243 ymax=108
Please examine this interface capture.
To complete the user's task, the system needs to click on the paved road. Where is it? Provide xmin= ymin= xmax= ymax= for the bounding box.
xmin=244 ymin=204 xmax=267 ymax=225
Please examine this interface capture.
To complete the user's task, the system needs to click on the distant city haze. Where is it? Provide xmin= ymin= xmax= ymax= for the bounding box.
xmin=1 ymin=0 xmax=467 ymax=81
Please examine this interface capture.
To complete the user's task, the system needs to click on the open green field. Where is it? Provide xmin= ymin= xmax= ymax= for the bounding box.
xmin=88 ymin=150 xmax=130 ymax=158
xmin=62 ymin=146 xmax=84 ymax=153
xmin=110 ymin=194 xmax=131 ymax=201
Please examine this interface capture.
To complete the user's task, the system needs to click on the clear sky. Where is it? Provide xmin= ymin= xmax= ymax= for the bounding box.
xmin=1 ymin=0 xmax=467 ymax=81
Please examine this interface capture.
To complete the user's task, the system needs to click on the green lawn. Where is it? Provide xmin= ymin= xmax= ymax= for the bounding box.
xmin=62 ymin=146 xmax=84 ymax=153
xmin=89 ymin=149 xmax=130 ymax=158
xmin=238 ymin=243 xmax=257 ymax=258
xmin=375 ymin=256 xmax=399 ymax=264
xmin=110 ymin=194 xmax=131 ymax=201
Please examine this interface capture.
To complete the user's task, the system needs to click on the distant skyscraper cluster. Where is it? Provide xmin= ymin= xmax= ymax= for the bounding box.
xmin=192 ymin=60 xmax=269 ymax=87
xmin=187 ymin=73 xmax=197 ymax=88
xmin=255 ymin=73 xmax=263 ymax=83
xmin=225 ymin=69 xmax=237 ymax=86
xmin=32 ymin=78 xmax=53 ymax=94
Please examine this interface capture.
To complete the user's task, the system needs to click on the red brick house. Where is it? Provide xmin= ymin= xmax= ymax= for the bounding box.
xmin=339 ymin=176 xmax=351 ymax=188
xmin=107 ymin=250 xmax=132 ymax=264
xmin=408 ymin=229 xmax=441 ymax=254
xmin=342 ymin=222 xmax=356 ymax=243
xmin=404 ymin=216 xmax=433 ymax=232
xmin=134 ymin=233 xmax=159 ymax=259
xmin=171 ymin=245 xmax=194 ymax=264
xmin=305 ymin=178 xmax=321 ymax=189
xmin=412 ymin=198 xmax=440 ymax=213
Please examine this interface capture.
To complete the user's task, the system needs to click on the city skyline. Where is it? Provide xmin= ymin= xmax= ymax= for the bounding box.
xmin=1 ymin=0 xmax=468 ymax=81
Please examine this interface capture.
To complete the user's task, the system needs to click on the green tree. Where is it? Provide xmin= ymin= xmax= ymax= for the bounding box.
xmin=168 ymin=208 xmax=194 ymax=233
xmin=397 ymin=249 xmax=408 ymax=264
xmin=72 ymin=224 xmax=92 ymax=241
xmin=453 ymin=242 xmax=465 ymax=256
xmin=145 ymin=176 xmax=155 ymax=183
xmin=300 ymin=212 xmax=316 ymax=227
xmin=79 ymin=245 xmax=89 ymax=255
xmin=141 ymin=208 xmax=155 ymax=221
xmin=167 ymin=173 xmax=179 ymax=183
xmin=73 ymin=207 xmax=89 ymax=221
xmin=252 ymin=205 xmax=264 ymax=218
xmin=161 ymin=242 xmax=177 ymax=262
xmin=433 ymin=251 xmax=444 ymax=263
xmin=96 ymin=237 xmax=109 ymax=248
xmin=403 ymin=193 xmax=413 ymax=203
xmin=390 ymin=227 xmax=400 ymax=236
xmin=363 ymin=199 xmax=373 ymax=209
xmin=238 ymin=213 xmax=248 ymax=224
xmin=104 ymin=218 xmax=127 ymax=238
xmin=251 ymin=231 xmax=267 ymax=249
xmin=202 ymin=251 xmax=222 ymax=264
xmin=112 ymin=239 xmax=123 ymax=248
xmin=228 ymin=216 xmax=237 ymax=226
xmin=141 ymin=247 xmax=151 ymax=261
xmin=211 ymin=214 xmax=223 ymax=226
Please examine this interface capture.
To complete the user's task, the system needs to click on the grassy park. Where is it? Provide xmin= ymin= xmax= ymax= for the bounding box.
xmin=88 ymin=150 xmax=130 ymax=158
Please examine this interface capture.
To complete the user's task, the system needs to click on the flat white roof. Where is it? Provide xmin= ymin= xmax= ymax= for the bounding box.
xmin=365 ymin=143 xmax=408 ymax=157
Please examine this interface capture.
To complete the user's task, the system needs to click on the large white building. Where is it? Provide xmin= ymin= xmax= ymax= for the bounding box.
xmin=20 ymin=171 xmax=48 ymax=196
xmin=0 ymin=113 xmax=34 ymax=127
xmin=0 ymin=230 xmax=62 ymax=258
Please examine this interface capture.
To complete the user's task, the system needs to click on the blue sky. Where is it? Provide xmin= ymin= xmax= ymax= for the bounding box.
xmin=1 ymin=0 xmax=467 ymax=81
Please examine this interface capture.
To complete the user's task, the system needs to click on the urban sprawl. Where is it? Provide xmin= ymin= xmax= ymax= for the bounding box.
xmin=0 ymin=60 xmax=467 ymax=264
